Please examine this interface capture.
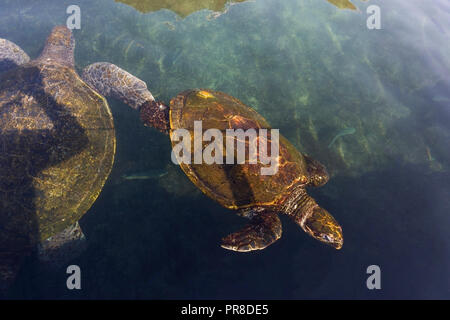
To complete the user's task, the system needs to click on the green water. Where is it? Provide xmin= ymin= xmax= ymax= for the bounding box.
xmin=1 ymin=0 xmax=449 ymax=299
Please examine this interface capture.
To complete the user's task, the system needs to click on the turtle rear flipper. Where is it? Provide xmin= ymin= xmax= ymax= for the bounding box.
xmin=304 ymin=154 xmax=329 ymax=187
xmin=37 ymin=222 xmax=87 ymax=268
xmin=0 ymin=38 xmax=30 ymax=73
xmin=221 ymin=210 xmax=282 ymax=252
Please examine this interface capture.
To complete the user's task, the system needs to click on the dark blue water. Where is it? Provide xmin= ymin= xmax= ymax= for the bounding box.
xmin=1 ymin=0 xmax=449 ymax=299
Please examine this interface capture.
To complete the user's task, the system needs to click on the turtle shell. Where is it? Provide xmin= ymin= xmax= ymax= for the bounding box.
xmin=0 ymin=61 xmax=115 ymax=253
xmin=169 ymin=89 xmax=308 ymax=209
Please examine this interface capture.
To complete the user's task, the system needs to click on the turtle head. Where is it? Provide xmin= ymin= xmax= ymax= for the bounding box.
xmin=37 ymin=26 xmax=75 ymax=67
xmin=302 ymin=206 xmax=343 ymax=249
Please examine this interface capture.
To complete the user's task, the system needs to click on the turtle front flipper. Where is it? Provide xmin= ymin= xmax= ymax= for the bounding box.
xmin=304 ymin=154 xmax=329 ymax=187
xmin=221 ymin=210 xmax=282 ymax=252
xmin=0 ymin=38 xmax=30 ymax=73
xmin=82 ymin=62 xmax=154 ymax=110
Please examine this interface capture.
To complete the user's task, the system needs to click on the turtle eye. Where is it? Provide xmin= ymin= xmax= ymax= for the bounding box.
xmin=322 ymin=234 xmax=332 ymax=242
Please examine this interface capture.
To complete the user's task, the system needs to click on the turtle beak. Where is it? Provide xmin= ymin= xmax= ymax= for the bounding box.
xmin=326 ymin=232 xmax=344 ymax=250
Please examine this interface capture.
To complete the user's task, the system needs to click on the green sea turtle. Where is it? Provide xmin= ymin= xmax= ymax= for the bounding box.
xmin=116 ymin=0 xmax=247 ymax=17
xmin=0 ymin=26 xmax=155 ymax=289
xmin=143 ymin=90 xmax=343 ymax=251
xmin=82 ymin=77 xmax=343 ymax=251
xmin=327 ymin=0 xmax=369 ymax=10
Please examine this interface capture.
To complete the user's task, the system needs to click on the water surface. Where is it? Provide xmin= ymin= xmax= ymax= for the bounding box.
xmin=0 ymin=0 xmax=449 ymax=299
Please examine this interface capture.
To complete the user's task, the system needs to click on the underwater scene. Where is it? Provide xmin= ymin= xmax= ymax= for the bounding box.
xmin=0 ymin=0 xmax=449 ymax=299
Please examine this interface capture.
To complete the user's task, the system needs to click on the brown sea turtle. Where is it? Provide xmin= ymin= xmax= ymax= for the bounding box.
xmin=85 ymin=62 xmax=345 ymax=252
xmin=116 ymin=0 xmax=247 ymax=17
xmin=0 ymin=26 xmax=155 ymax=289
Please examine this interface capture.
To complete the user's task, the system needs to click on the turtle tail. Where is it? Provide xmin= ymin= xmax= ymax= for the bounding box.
xmin=37 ymin=221 xmax=87 ymax=269
xmin=82 ymin=62 xmax=154 ymax=110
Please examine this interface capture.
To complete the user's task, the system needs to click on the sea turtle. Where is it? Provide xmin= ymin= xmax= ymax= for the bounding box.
xmin=85 ymin=75 xmax=344 ymax=251
xmin=116 ymin=0 xmax=247 ymax=17
xmin=0 ymin=26 xmax=155 ymax=289
xmin=144 ymin=90 xmax=344 ymax=251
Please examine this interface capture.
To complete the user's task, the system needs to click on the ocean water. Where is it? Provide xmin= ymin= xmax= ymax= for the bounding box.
xmin=0 ymin=0 xmax=449 ymax=299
